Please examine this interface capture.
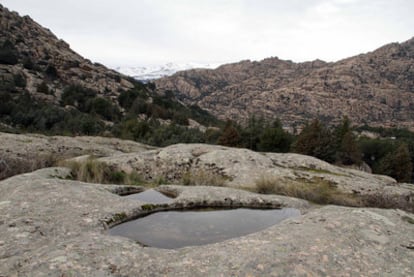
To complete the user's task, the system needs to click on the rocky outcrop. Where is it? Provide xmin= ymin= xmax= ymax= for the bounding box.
xmin=155 ymin=38 xmax=414 ymax=130
xmin=0 ymin=132 xmax=154 ymax=180
xmin=1 ymin=132 xmax=412 ymax=210
xmin=0 ymin=133 xmax=414 ymax=211
xmin=0 ymin=167 xmax=413 ymax=276
xmin=0 ymin=4 xmax=134 ymax=104
xmin=100 ymin=143 xmax=412 ymax=202
xmin=0 ymin=132 xmax=153 ymax=159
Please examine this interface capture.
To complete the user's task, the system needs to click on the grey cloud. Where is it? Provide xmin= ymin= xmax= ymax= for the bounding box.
xmin=2 ymin=0 xmax=414 ymax=66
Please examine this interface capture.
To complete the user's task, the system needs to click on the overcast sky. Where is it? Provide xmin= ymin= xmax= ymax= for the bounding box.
xmin=2 ymin=0 xmax=414 ymax=67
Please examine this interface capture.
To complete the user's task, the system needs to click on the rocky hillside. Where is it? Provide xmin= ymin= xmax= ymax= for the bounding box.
xmin=155 ymin=38 xmax=414 ymax=130
xmin=0 ymin=4 xmax=222 ymax=142
xmin=0 ymin=4 xmax=135 ymax=103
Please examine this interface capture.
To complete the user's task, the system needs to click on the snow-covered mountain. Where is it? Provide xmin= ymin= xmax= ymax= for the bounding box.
xmin=115 ymin=62 xmax=221 ymax=82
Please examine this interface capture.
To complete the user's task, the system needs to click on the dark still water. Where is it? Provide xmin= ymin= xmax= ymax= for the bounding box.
xmin=109 ymin=208 xmax=300 ymax=249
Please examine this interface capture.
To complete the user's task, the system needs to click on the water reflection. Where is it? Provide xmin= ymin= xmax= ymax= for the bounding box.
xmin=109 ymin=208 xmax=300 ymax=249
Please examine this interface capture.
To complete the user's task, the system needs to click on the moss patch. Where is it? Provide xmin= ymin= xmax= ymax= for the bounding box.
xmin=141 ymin=204 xmax=156 ymax=211
xmin=402 ymin=216 xmax=414 ymax=224
xmin=106 ymin=212 xmax=128 ymax=225
xmin=295 ymin=166 xmax=347 ymax=177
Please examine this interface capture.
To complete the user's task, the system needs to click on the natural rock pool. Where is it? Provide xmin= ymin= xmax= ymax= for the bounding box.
xmin=109 ymin=208 xmax=300 ymax=249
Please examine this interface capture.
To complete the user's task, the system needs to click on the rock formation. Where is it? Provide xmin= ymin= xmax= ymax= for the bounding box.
xmin=0 ymin=166 xmax=413 ymax=276
xmin=0 ymin=132 xmax=153 ymax=180
xmin=0 ymin=4 xmax=134 ymax=104
xmin=1 ymin=132 xmax=413 ymax=210
xmin=0 ymin=132 xmax=413 ymax=275
xmin=156 ymin=38 xmax=414 ymax=130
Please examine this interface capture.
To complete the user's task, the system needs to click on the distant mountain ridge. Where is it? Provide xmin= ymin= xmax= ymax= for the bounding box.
xmin=155 ymin=38 xmax=414 ymax=130
xmin=115 ymin=62 xmax=221 ymax=81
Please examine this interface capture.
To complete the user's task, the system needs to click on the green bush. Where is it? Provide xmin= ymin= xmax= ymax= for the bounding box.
xmin=61 ymin=85 xmax=120 ymax=121
xmin=118 ymin=90 xmax=137 ymax=109
xmin=0 ymin=74 xmax=17 ymax=93
xmin=33 ymin=105 xmax=66 ymax=131
xmin=0 ymin=91 xmax=13 ymax=115
xmin=45 ymin=64 xmax=58 ymax=79
xmin=129 ymin=99 xmax=149 ymax=115
xmin=23 ymin=57 xmax=35 ymax=70
xmin=145 ymin=123 xmax=205 ymax=147
xmin=36 ymin=82 xmax=49 ymax=94
xmin=87 ymin=97 xmax=120 ymax=121
xmin=61 ymin=85 xmax=97 ymax=111
xmin=109 ymin=171 xmax=127 ymax=184
xmin=172 ymin=112 xmax=189 ymax=125
xmin=13 ymin=74 xmax=26 ymax=88
xmin=0 ymin=40 xmax=18 ymax=65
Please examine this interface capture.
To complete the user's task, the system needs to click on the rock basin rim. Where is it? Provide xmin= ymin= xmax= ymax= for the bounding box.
xmin=105 ymin=186 xmax=289 ymax=229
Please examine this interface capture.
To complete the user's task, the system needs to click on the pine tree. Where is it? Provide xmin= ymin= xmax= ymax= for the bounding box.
xmin=334 ymin=116 xmax=351 ymax=141
xmin=333 ymin=117 xmax=362 ymax=165
xmin=337 ymin=131 xmax=362 ymax=165
xmin=217 ymin=120 xmax=241 ymax=147
xmin=240 ymin=116 xmax=265 ymax=151
xmin=258 ymin=119 xmax=292 ymax=153
xmin=293 ymin=119 xmax=335 ymax=162
xmin=377 ymin=143 xmax=412 ymax=182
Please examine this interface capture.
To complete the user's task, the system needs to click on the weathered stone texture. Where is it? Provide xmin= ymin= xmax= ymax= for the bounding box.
xmin=0 ymin=168 xmax=413 ymax=276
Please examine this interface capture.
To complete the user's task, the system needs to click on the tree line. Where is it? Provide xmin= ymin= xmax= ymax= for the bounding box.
xmin=214 ymin=116 xmax=413 ymax=183
xmin=1 ymin=73 xmax=412 ymax=182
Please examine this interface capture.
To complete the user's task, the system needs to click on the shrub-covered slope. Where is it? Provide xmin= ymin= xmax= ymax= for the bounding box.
xmin=0 ymin=4 xmax=221 ymax=141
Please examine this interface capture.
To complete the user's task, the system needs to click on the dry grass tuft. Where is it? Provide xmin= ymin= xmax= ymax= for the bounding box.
xmin=256 ymin=175 xmax=282 ymax=194
xmin=181 ymin=169 xmax=228 ymax=187
xmin=255 ymin=175 xmax=362 ymax=206
xmin=65 ymin=158 xmax=109 ymax=184
xmin=62 ymin=158 xmax=144 ymax=186
xmin=255 ymin=175 xmax=413 ymax=212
